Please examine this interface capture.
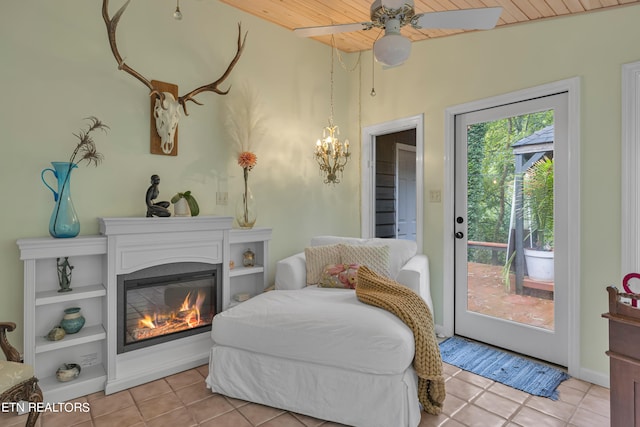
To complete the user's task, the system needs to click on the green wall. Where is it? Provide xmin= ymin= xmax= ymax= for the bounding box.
xmin=3 ymin=0 xmax=637 ymax=383
xmin=0 ymin=1 xmax=359 ymax=351
xmin=357 ymin=5 xmax=640 ymax=381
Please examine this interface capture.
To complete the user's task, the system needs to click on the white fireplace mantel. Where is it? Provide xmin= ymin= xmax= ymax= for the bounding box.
xmin=99 ymin=216 xmax=233 ymax=236
xmin=100 ymin=216 xmax=233 ymax=394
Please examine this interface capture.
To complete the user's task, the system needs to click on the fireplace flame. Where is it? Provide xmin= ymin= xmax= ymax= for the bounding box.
xmin=137 ymin=290 xmax=208 ymax=332
xmin=195 ymin=290 xmax=206 ymax=323
xmin=183 ymin=290 xmax=206 ymax=327
xmin=139 ymin=314 xmax=157 ymax=329
xmin=180 ymin=292 xmax=192 ymax=312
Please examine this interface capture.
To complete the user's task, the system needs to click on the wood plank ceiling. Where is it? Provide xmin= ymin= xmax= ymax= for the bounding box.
xmin=220 ymin=0 xmax=638 ymax=53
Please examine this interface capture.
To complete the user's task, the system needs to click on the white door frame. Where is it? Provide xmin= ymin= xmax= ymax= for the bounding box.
xmin=622 ymin=61 xmax=640 ymax=275
xmin=443 ymin=78 xmax=581 ymax=377
xmin=361 ymin=114 xmax=424 ymax=252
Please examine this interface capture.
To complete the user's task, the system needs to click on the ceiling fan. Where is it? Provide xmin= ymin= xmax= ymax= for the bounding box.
xmin=294 ymin=0 xmax=502 ymax=67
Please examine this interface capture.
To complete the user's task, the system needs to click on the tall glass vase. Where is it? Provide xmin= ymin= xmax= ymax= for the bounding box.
xmin=41 ymin=161 xmax=80 ymax=238
xmin=235 ymin=169 xmax=257 ymax=229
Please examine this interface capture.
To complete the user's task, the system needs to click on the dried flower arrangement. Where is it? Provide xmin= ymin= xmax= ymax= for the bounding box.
xmin=237 ymin=151 xmax=257 ymax=170
xmin=48 ymin=117 xmax=109 ymax=238
xmin=69 ymin=116 xmax=109 ymax=166
xmin=225 ymin=85 xmax=266 ymax=228
xmin=226 ymin=84 xmax=266 ymax=158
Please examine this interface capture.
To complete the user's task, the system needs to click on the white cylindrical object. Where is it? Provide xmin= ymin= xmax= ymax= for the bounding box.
xmin=373 ymin=33 xmax=411 ymax=67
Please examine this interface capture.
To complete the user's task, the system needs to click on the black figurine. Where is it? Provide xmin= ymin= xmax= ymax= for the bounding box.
xmin=145 ymin=174 xmax=171 ymax=217
xmin=57 ymin=257 xmax=74 ymax=292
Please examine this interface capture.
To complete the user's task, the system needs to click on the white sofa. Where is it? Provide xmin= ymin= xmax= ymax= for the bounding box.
xmin=208 ymin=235 xmax=435 ymax=426
xmin=274 ymin=235 xmax=433 ymax=314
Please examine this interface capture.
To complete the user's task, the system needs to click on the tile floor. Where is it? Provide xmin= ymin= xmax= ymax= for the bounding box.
xmin=0 ymin=361 xmax=609 ymax=427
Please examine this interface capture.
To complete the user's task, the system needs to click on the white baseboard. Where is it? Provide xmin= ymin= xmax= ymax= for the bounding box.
xmin=435 ymin=323 xmax=448 ymax=339
xmin=576 ymin=366 xmax=609 ymax=389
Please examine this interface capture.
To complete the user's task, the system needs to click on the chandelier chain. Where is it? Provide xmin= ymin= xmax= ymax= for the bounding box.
xmin=330 ymin=41 xmax=335 ymax=123
xmin=331 ymin=35 xmax=361 ymax=73
xmin=314 ymin=35 xmax=351 ymax=185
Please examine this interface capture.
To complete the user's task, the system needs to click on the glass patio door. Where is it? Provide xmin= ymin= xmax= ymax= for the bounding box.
xmin=454 ymin=93 xmax=569 ymax=366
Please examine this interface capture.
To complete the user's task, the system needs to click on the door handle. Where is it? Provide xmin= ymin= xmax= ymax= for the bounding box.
xmin=455 ymin=232 xmax=464 ymax=239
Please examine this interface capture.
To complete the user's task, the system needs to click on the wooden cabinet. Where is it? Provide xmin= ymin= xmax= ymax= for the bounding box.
xmin=17 ymin=236 xmax=108 ymax=403
xmin=603 ymin=286 xmax=640 ymax=427
xmin=227 ymin=227 xmax=272 ymax=309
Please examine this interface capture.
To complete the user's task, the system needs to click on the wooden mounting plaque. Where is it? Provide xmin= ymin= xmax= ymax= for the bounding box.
xmin=150 ymin=80 xmax=178 ymax=156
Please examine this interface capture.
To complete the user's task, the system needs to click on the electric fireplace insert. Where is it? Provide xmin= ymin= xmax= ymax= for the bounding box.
xmin=117 ymin=262 xmax=221 ymax=353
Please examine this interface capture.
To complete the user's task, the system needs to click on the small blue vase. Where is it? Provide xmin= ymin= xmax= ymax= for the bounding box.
xmin=60 ymin=307 xmax=85 ymax=334
xmin=41 ymin=162 xmax=80 ymax=238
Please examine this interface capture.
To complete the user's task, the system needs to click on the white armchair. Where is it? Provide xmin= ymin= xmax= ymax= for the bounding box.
xmin=275 ymin=236 xmax=433 ymax=314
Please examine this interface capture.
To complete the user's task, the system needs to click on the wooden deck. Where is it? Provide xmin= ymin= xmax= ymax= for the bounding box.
xmin=468 ymin=240 xmax=554 ymax=295
xmin=523 ymin=277 xmax=554 ymax=294
xmin=467 ymin=262 xmax=554 ymax=331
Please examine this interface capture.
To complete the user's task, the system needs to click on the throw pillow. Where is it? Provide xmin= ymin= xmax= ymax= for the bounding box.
xmin=339 ymin=244 xmax=391 ymax=278
xmin=367 ymin=238 xmax=417 ymax=278
xmin=304 ymin=244 xmax=342 ymax=285
xmin=318 ymin=263 xmax=360 ymax=289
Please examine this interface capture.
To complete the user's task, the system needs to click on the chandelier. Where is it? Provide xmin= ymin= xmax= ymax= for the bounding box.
xmin=315 ymin=38 xmax=350 ymax=184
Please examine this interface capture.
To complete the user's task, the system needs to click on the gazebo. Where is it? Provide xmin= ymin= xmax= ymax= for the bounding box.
xmin=509 ymin=125 xmax=554 ymax=294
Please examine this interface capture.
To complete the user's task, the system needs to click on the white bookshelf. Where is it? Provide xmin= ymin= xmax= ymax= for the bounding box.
xmin=17 ymin=236 xmax=108 ymax=403
xmin=227 ymin=228 xmax=272 ymax=309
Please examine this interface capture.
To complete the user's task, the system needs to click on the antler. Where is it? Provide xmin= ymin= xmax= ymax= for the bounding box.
xmin=102 ymin=0 xmax=247 ymax=116
xmin=102 ymin=0 xmax=163 ymax=102
xmin=178 ymin=23 xmax=248 ymax=115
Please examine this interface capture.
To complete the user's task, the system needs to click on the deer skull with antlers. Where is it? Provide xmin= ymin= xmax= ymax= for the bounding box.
xmin=102 ymin=0 xmax=247 ymax=155
xmin=153 ymin=94 xmax=181 ymax=154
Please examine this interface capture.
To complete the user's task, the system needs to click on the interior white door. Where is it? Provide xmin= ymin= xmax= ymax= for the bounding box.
xmin=396 ymin=144 xmax=417 ymax=241
xmin=454 ymin=93 xmax=569 ymax=366
xmin=361 ymin=114 xmax=424 ymax=253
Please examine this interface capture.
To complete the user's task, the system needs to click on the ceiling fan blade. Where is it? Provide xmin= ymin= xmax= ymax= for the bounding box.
xmin=293 ymin=22 xmax=371 ymax=38
xmin=413 ymin=7 xmax=502 ymax=30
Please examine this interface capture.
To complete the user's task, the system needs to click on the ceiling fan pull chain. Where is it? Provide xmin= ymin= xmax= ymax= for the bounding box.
xmin=370 ymin=49 xmax=376 ymax=97
xmin=370 ymin=28 xmax=383 ymax=96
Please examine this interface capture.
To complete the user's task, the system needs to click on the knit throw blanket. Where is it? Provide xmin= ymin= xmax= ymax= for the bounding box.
xmin=355 ymin=266 xmax=445 ymax=415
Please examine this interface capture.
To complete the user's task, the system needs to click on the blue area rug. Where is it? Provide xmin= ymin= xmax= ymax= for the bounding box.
xmin=439 ymin=336 xmax=570 ymax=400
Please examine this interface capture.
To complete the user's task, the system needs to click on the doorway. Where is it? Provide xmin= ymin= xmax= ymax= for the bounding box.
xmin=361 ymin=115 xmax=424 ymax=252
xmin=444 ymin=78 xmax=581 ymax=375
xmin=455 ymin=94 xmax=567 ymax=366
xmin=373 ymin=131 xmax=417 ymax=240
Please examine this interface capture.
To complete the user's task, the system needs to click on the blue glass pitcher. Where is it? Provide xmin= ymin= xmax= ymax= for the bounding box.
xmin=41 ymin=162 xmax=80 ymax=238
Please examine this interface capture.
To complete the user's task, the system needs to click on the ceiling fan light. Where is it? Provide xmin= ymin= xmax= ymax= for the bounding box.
xmin=373 ymin=33 xmax=411 ymax=67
